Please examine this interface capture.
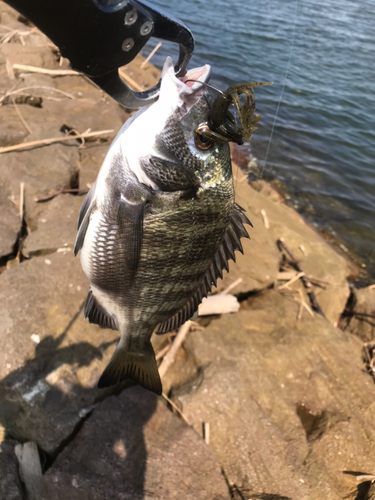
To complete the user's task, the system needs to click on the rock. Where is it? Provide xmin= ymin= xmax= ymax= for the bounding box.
xmin=41 ymin=99 xmax=125 ymax=141
xmin=0 ymin=43 xmax=59 ymax=72
xmin=0 ymin=109 xmax=29 ymax=147
xmin=0 ymin=187 xmax=20 ymax=259
xmin=78 ymin=143 xmax=109 ymax=188
xmin=0 ymin=440 xmax=24 ymax=500
xmin=341 ymin=286 xmax=375 ymax=341
xmin=0 ymin=251 xmax=119 ymax=453
xmin=40 ymin=387 xmax=230 ymax=500
xmin=213 ymin=211 xmax=280 ymax=294
xmin=234 ymin=176 xmax=356 ymax=324
xmin=0 ymin=1 xmax=22 ymax=25
xmin=0 ymin=134 xmax=79 ymax=230
xmin=172 ymin=290 xmax=375 ymax=500
xmin=23 ymin=194 xmax=83 ymax=256
xmin=212 ymin=165 xmax=281 ymax=295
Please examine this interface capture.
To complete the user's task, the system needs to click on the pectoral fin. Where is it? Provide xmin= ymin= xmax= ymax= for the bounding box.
xmin=74 ymin=186 xmax=95 ymax=255
xmin=117 ymin=196 xmax=146 ymax=280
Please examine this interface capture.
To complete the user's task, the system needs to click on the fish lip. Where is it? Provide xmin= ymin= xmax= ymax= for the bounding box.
xmin=162 ymin=56 xmax=211 ymax=96
xmin=178 ymin=65 xmax=212 ymax=94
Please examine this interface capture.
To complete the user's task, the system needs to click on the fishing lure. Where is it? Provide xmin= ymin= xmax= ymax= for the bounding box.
xmin=193 ymin=81 xmax=272 ymax=148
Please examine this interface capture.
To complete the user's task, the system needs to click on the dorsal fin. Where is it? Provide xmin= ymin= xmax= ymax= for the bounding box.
xmin=84 ymin=288 xmax=119 ymax=330
xmin=155 ymin=203 xmax=251 ymax=334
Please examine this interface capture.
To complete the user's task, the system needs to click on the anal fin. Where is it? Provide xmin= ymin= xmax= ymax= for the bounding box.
xmin=98 ymin=342 xmax=162 ymax=395
xmin=84 ymin=288 xmax=118 ymax=331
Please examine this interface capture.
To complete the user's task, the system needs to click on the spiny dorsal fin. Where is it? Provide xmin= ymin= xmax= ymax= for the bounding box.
xmin=84 ymin=288 xmax=119 ymax=330
xmin=156 ymin=203 xmax=251 ymax=334
xmin=98 ymin=342 xmax=162 ymax=395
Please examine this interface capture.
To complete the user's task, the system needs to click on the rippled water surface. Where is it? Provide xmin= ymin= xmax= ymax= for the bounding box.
xmin=143 ymin=0 xmax=375 ymax=279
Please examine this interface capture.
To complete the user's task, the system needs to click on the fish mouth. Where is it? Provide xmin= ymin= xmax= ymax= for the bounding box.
xmin=161 ymin=57 xmax=211 ymax=99
xmin=178 ymin=65 xmax=212 ymax=93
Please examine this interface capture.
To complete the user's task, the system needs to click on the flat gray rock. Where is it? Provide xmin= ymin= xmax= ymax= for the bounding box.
xmin=40 ymin=387 xmax=230 ymax=500
xmin=23 ymin=194 xmax=83 ymax=256
xmin=0 ymin=187 xmax=20 ymax=258
xmin=172 ymin=291 xmax=375 ymax=500
xmin=0 ymin=252 xmax=119 ymax=454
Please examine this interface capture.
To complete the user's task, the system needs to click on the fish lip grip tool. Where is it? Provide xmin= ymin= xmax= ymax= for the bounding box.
xmin=4 ymin=0 xmax=195 ymax=108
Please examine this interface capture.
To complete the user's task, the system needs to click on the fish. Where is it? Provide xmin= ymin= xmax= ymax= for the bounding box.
xmin=74 ymin=57 xmax=261 ymax=395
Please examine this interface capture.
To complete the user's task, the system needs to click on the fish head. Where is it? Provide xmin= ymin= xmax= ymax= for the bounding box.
xmin=153 ymin=57 xmax=233 ymax=189
xmin=116 ymin=57 xmax=232 ymax=190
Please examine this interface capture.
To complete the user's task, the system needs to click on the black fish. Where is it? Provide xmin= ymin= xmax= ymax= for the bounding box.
xmin=74 ymin=57 xmax=252 ymax=395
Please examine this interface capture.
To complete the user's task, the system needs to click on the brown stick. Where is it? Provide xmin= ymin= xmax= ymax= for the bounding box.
xmin=13 ymin=98 xmax=32 ymax=133
xmin=277 ymin=238 xmax=326 ymax=318
xmin=13 ymin=63 xmax=78 ymax=76
xmin=19 ymin=182 xmax=24 ymax=220
xmin=162 ymin=393 xmax=191 ymax=425
xmin=0 ymin=129 xmax=114 ymax=154
xmin=158 ymin=320 xmax=192 ymax=378
xmin=118 ymin=67 xmax=144 ymax=92
xmin=140 ymin=41 xmax=162 ymax=69
xmin=155 ymin=343 xmax=171 ymax=361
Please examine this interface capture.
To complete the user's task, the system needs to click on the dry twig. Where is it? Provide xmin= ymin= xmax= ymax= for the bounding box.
xmin=158 ymin=321 xmax=192 ymax=378
xmin=155 ymin=343 xmax=171 ymax=361
xmin=19 ymin=182 xmax=24 ymax=220
xmin=12 ymin=98 xmax=32 ymax=133
xmin=278 ymin=238 xmax=325 ymax=317
xmin=293 ymin=295 xmax=314 ymax=317
xmin=278 ymin=271 xmax=305 ymax=290
xmin=141 ymin=41 xmax=162 ymax=69
xmin=12 ymin=63 xmax=145 ymax=94
xmin=118 ymin=67 xmax=144 ymax=92
xmin=220 ymin=277 xmax=243 ymax=295
xmin=13 ymin=63 xmax=78 ymax=76
xmin=299 ymin=244 xmax=307 ymax=256
xmin=0 ymin=129 xmax=114 ymax=154
xmin=356 ymin=474 xmax=375 ymax=482
xmin=260 ymin=209 xmax=270 ymax=229
xmin=162 ymin=393 xmax=191 ymax=425
xmin=297 ymin=290 xmax=304 ymax=320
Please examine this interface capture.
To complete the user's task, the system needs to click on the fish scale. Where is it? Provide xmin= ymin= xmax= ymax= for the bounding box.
xmin=74 ymin=57 xmax=253 ymax=394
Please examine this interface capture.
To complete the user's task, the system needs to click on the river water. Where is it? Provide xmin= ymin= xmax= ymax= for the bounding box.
xmin=143 ymin=0 xmax=375 ymax=280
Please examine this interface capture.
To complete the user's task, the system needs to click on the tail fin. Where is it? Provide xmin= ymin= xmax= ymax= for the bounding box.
xmin=98 ymin=342 xmax=162 ymax=395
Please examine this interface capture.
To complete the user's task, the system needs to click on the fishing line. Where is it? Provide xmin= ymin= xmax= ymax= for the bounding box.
xmin=250 ymin=0 xmax=299 ymax=201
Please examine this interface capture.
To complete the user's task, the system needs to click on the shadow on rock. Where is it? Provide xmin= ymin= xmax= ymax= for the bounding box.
xmin=0 ymin=303 xmax=118 ymax=453
xmin=40 ymin=388 xmax=158 ymax=500
xmin=0 ymin=304 xmax=158 ymax=499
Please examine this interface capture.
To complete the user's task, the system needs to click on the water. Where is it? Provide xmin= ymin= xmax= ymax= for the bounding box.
xmin=142 ymin=0 xmax=375 ymax=280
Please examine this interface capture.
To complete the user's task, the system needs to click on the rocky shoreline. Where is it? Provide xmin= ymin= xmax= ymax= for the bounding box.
xmin=1 ymin=2 xmax=375 ymax=499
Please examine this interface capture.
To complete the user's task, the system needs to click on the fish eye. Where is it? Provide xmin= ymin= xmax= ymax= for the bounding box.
xmin=194 ymin=124 xmax=214 ymax=150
